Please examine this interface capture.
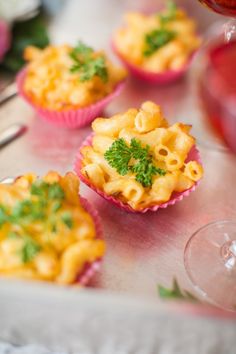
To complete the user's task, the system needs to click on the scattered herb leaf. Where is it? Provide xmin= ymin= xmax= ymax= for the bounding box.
xmin=158 ymin=278 xmax=198 ymax=302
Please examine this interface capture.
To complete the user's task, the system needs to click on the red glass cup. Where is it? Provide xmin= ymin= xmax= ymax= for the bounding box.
xmin=199 ymin=35 xmax=236 ymax=154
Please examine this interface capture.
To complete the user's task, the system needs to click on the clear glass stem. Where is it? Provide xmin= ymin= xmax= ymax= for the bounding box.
xmin=224 ymin=19 xmax=236 ymax=42
xmin=221 ymin=240 xmax=236 ymax=270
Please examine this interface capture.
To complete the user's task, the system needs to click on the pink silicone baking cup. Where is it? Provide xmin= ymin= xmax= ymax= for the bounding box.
xmin=75 ymin=197 xmax=104 ymax=285
xmin=74 ymin=133 xmax=202 ymax=214
xmin=16 ymin=67 xmax=126 ymax=129
xmin=112 ymin=41 xmax=196 ymax=85
xmin=0 ymin=20 xmax=11 ymax=61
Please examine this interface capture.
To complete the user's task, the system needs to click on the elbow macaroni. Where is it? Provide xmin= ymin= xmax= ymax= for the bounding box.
xmin=0 ymin=171 xmax=105 ymax=284
xmin=80 ymin=101 xmax=203 ymax=210
xmin=114 ymin=7 xmax=201 ymax=72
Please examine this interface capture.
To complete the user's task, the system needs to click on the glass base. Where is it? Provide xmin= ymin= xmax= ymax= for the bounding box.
xmin=184 ymin=220 xmax=236 ymax=311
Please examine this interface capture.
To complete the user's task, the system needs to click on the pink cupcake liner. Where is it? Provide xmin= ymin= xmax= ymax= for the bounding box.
xmin=112 ymin=41 xmax=196 ymax=85
xmin=16 ymin=67 xmax=126 ymax=129
xmin=76 ymin=196 xmax=104 ymax=285
xmin=0 ymin=20 xmax=11 ymax=62
xmin=74 ymin=133 xmax=202 ymax=214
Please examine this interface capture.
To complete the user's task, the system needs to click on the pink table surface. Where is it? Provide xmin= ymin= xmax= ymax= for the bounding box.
xmin=0 ymin=0 xmax=232 ymax=314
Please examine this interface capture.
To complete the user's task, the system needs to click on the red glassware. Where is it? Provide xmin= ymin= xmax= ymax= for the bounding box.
xmin=199 ymin=40 xmax=236 ymax=153
xmin=199 ymin=0 xmax=236 ymax=16
xmin=184 ymin=1 xmax=236 ymax=312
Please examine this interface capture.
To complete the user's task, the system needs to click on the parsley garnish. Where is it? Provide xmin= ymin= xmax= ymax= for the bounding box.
xmin=48 ymin=184 xmax=65 ymax=200
xmin=158 ymin=278 xmax=198 ymax=302
xmin=11 ymin=199 xmax=46 ymax=222
xmin=31 ymin=181 xmax=65 ymax=201
xmin=70 ymin=41 xmax=93 ymax=60
xmin=0 ymin=180 xmax=67 ymax=231
xmin=104 ymin=138 xmax=132 ymax=176
xmin=159 ymin=0 xmax=177 ymax=25
xmin=61 ymin=212 xmax=73 ymax=229
xmin=21 ymin=237 xmax=41 ymax=263
xmin=0 ymin=177 xmax=74 ymax=261
xmin=70 ymin=41 xmax=108 ymax=83
xmin=143 ymin=1 xmax=177 ymax=57
xmin=104 ymin=138 xmax=166 ymax=187
xmin=31 ymin=180 xmax=48 ymax=197
xmin=143 ymin=28 xmax=176 ymax=57
xmin=51 ymin=200 xmax=62 ymax=213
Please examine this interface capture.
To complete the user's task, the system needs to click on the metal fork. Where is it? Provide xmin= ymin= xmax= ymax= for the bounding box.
xmin=0 ymin=123 xmax=27 ymax=149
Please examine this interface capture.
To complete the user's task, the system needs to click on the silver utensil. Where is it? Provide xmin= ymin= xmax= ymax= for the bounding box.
xmin=0 ymin=82 xmax=17 ymax=106
xmin=0 ymin=123 xmax=27 ymax=148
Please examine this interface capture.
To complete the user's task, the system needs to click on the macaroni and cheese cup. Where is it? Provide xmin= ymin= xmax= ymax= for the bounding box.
xmin=112 ymin=41 xmax=195 ymax=85
xmin=16 ymin=67 xmax=126 ymax=129
xmin=0 ymin=176 xmax=104 ymax=286
xmin=74 ymin=133 xmax=202 ymax=214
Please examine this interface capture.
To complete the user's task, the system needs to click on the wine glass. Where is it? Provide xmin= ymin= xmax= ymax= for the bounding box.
xmin=197 ymin=21 xmax=236 ymax=154
xmin=185 ymin=221 xmax=236 ymax=310
xmin=184 ymin=0 xmax=236 ymax=311
xmin=190 ymin=1 xmax=236 ymax=153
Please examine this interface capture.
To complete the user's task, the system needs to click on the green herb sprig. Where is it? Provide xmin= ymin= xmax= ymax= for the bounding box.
xmin=104 ymin=138 xmax=166 ymax=188
xmin=21 ymin=237 xmax=41 ymax=264
xmin=70 ymin=41 xmax=108 ymax=83
xmin=31 ymin=180 xmax=65 ymax=200
xmin=158 ymin=278 xmax=198 ymax=302
xmin=143 ymin=1 xmax=177 ymax=57
xmin=143 ymin=28 xmax=176 ymax=57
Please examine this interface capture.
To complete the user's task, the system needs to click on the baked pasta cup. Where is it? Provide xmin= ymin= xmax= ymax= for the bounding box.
xmin=16 ymin=42 xmax=127 ymax=129
xmin=0 ymin=172 xmax=105 ymax=285
xmin=112 ymin=1 xmax=201 ymax=84
xmin=75 ymin=101 xmax=203 ymax=213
